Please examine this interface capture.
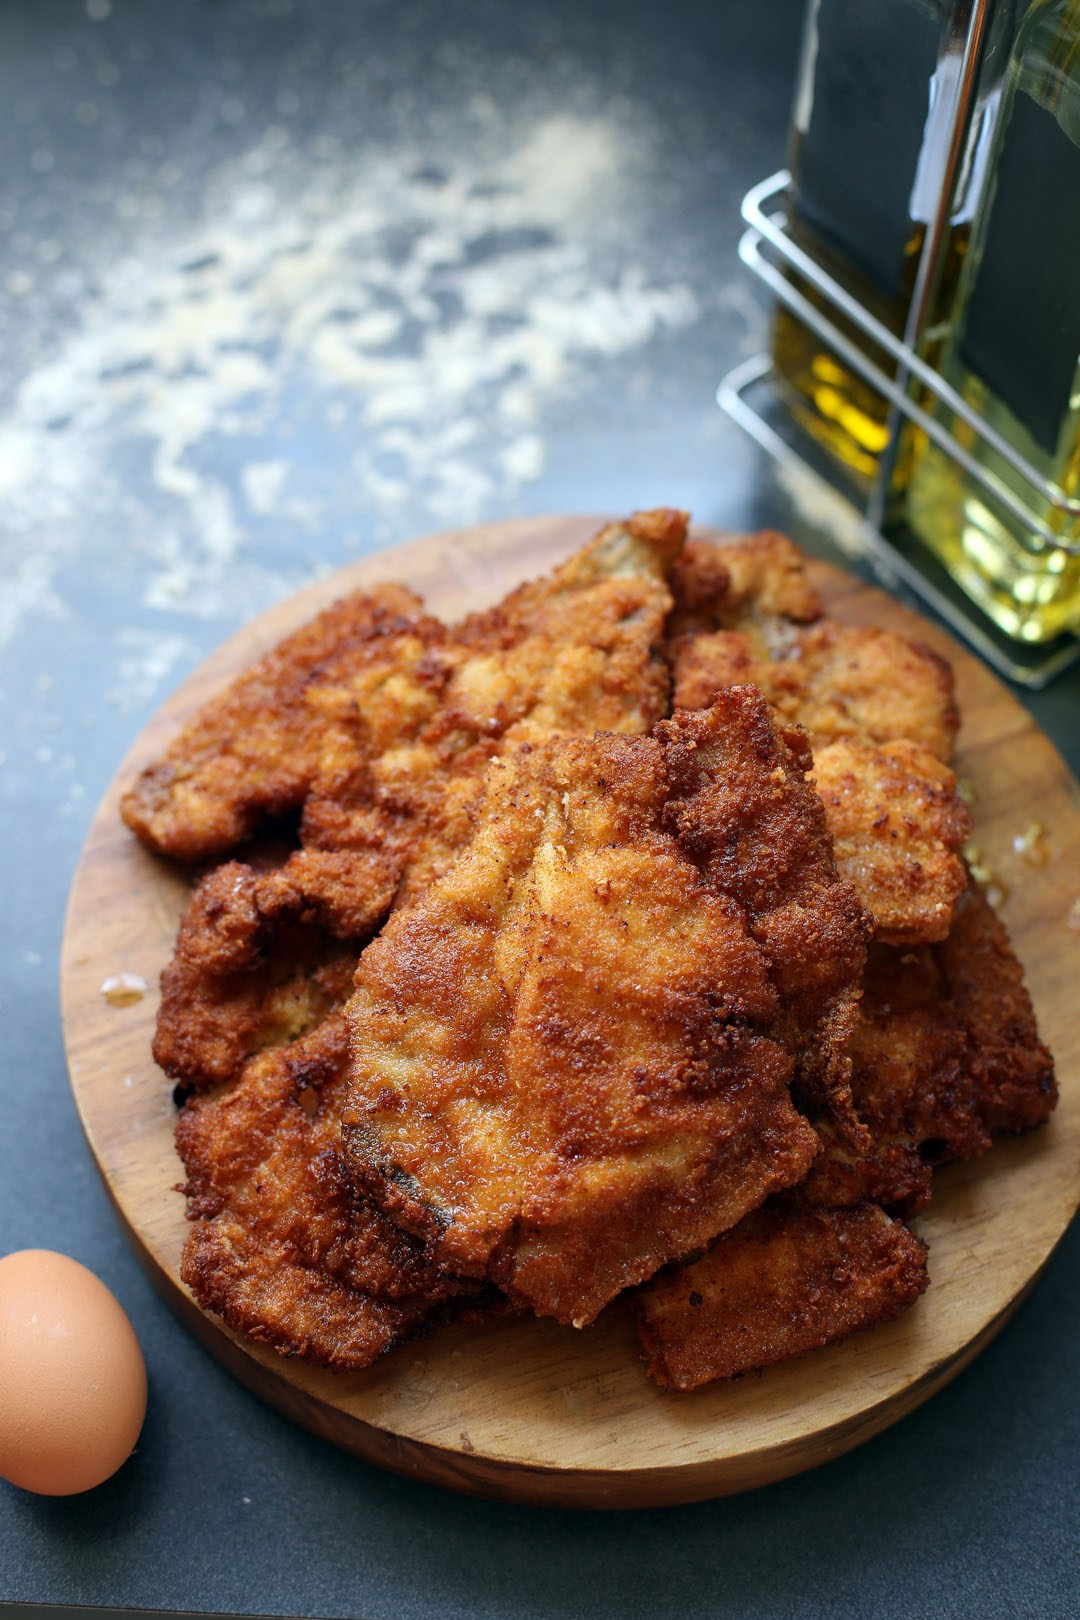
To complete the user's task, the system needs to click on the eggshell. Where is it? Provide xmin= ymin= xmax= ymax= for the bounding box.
xmin=0 ymin=1249 xmax=147 ymax=1496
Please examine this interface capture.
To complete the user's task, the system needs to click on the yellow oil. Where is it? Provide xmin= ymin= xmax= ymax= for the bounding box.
xmin=771 ymin=295 xmax=893 ymax=487
xmin=904 ymin=406 xmax=1080 ymax=643
xmin=903 ymin=1 xmax=1080 ymax=644
xmin=771 ymin=0 xmax=963 ymax=493
xmin=770 ymin=223 xmax=964 ymax=495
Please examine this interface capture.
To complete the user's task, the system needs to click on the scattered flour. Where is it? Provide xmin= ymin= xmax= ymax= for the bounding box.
xmin=1 ymin=553 xmax=69 ymax=647
xmin=108 ymin=628 xmax=198 ymax=713
xmin=242 ymin=460 xmax=289 ymax=516
xmin=0 ymin=107 xmax=702 ymax=650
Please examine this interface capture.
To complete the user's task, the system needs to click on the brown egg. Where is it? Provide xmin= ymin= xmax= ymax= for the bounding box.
xmin=0 ymin=1249 xmax=147 ymax=1496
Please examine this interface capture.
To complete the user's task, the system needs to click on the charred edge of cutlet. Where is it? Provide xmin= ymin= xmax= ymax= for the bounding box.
xmin=341 ymin=1120 xmax=456 ymax=1245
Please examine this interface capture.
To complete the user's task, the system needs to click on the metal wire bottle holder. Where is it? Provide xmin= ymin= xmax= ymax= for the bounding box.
xmin=719 ymin=169 xmax=1080 ymax=690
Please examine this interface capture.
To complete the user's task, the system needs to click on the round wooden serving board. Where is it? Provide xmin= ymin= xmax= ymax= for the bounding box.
xmin=61 ymin=516 xmax=1080 ymax=1508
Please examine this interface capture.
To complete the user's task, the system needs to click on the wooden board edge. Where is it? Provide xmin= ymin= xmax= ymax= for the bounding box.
xmin=96 ymin=1139 xmax=1055 ymax=1508
xmin=57 ymin=516 xmax=1080 ymax=1507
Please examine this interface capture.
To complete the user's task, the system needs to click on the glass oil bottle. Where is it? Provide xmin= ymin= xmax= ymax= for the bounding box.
xmin=773 ymin=0 xmax=965 ymax=488
xmin=903 ymin=0 xmax=1080 ymax=643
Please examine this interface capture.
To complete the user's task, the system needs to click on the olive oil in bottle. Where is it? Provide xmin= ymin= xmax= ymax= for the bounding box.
xmin=904 ymin=0 xmax=1080 ymax=642
xmin=773 ymin=0 xmax=954 ymax=487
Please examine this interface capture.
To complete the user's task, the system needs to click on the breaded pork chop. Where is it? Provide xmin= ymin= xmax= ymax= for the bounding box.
xmin=936 ymin=882 xmax=1058 ymax=1137
xmin=152 ymin=856 xmax=395 ymax=1093
xmin=373 ymin=506 xmax=686 ymax=905
xmin=160 ymin=514 xmax=693 ymax=1360
xmin=817 ymin=879 xmax=1056 ymax=1211
xmin=129 ymin=514 xmax=1057 ymax=1386
xmin=667 ymin=533 xmax=968 ymax=947
xmin=812 ymin=739 xmax=972 ymax=947
xmin=126 ymin=511 xmax=685 ymax=873
xmin=634 ymin=1200 xmax=929 ymax=1390
xmin=667 ymin=534 xmax=959 ymax=763
xmin=121 ymin=584 xmax=447 ymax=862
xmin=801 ymin=923 xmax=992 ymax=1220
xmin=149 ymin=512 xmax=686 ymax=1092
xmin=630 ymin=874 xmax=1056 ymax=1390
xmin=659 ymin=695 xmax=871 ymax=1143
xmin=176 ymin=1013 xmax=480 ymax=1369
xmin=666 ymin=532 xmax=824 ymax=645
xmin=342 ymin=691 xmax=868 ymax=1328
xmin=673 ymin=619 xmax=960 ymax=763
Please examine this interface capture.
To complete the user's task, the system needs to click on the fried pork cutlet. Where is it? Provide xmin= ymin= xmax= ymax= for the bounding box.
xmin=674 ymin=618 xmax=959 ymax=764
xmin=152 ymin=857 xmax=394 ymax=1093
xmin=121 ymin=584 xmax=447 ymax=861
xmin=176 ymin=1013 xmax=480 ymax=1369
xmin=149 ymin=512 xmax=686 ymax=1092
xmin=160 ymin=513 xmax=693 ymax=1361
xmin=361 ymin=504 xmax=687 ymax=904
xmin=659 ymin=694 xmax=872 ymax=1144
xmin=342 ymin=690 xmax=868 ymax=1328
xmin=634 ymin=1201 xmax=930 ymax=1391
xmin=631 ymin=877 xmax=1056 ymax=1389
xmin=810 ymin=881 xmax=1056 ymax=1213
xmin=666 ymin=532 xmax=824 ymax=645
xmin=668 ymin=534 xmax=959 ymax=763
xmin=125 ymin=510 xmax=685 ymax=874
xmin=936 ymin=881 xmax=1058 ymax=1136
xmin=801 ymin=925 xmax=991 ymax=1221
xmin=812 ymin=739 xmax=972 ymax=947
xmin=668 ymin=533 xmax=968 ymax=947
xmin=132 ymin=513 xmax=1056 ymax=1388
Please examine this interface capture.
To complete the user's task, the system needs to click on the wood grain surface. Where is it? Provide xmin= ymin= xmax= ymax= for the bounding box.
xmin=60 ymin=516 xmax=1080 ymax=1508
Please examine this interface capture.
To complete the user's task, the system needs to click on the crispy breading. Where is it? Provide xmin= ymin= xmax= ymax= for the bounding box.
xmin=125 ymin=515 xmax=1056 ymax=1384
xmin=633 ymin=1201 xmax=929 ymax=1389
xmin=667 ymin=532 xmax=823 ymax=643
xmin=851 ymin=930 xmax=992 ymax=1151
xmin=667 ymin=534 xmax=967 ymax=944
xmin=121 ymin=585 xmax=448 ymax=861
xmin=812 ymin=739 xmax=972 ymax=945
xmin=153 ymin=855 xmax=397 ymax=1091
xmin=343 ymin=692 xmax=867 ymax=1327
xmin=176 ymin=1013 xmax=478 ymax=1370
xmin=802 ymin=937 xmax=990 ymax=1218
xmin=803 ymin=1129 xmax=935 ymax=1220
xmin=380 ymin=508 xmax=684 ymax=902
xmin=673 ymin=619 xmax=960 ymax=762
xmin=852 ymin=882 xmax=1054 ymax=1150
xmin=127 ymin=511 xmax=681 ymax=871
xmin=659 ymin=694 xmax=871 ymax=1142
xmin=938 ymin=882 xmax=1057 ymax=1135
xmin=801 ymin=879 xmax=1053 ymax=1215
xmin=162 ymin=513 xmax=695 ymax=1357
xmin=150 ymin=512 xmax=685 ymax=1091
xmin=629 ymin=871 xmax=1054 ymax=1389
xmin=667 ymin=534 xmax=959 ymax=761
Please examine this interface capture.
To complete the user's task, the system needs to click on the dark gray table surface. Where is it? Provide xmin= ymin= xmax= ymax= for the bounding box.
xmin=2 ymin=2 xmax=1078 ymax=1617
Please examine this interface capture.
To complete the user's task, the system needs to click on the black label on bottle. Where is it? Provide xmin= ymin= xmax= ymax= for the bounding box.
xmin=795 ymin=0 xmax=942 ymax=301
xmin=959 ymin=89 xmax=1080 ymax=457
